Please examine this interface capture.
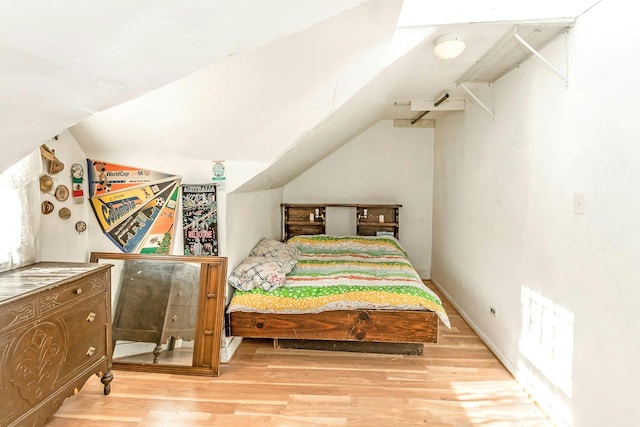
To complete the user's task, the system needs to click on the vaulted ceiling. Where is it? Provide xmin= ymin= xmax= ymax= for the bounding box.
xmin=1 ymin=0 xmax=595 ymax=189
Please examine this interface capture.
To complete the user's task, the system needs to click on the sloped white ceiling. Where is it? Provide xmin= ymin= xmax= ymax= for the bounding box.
xmin=235 ymin=22 xmax=513 ymax=192
xmin=0 ymin=0 xmax=366 ymax=171
xmin=2 ymin=0 xmax=596 ymax=182
xmin=71 ymin=0 xmax=404 ymax=163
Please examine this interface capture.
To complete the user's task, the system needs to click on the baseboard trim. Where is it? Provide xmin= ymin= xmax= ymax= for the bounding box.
xmin=220 ymin=336 xmax=243 ymax=363
xmin=430 ymin=278 xmax=517 ymax=374
xmin=417 ymin=270 xmax=431 ymax=280
xmin=430 ymin=278 xmax=567 ymax=426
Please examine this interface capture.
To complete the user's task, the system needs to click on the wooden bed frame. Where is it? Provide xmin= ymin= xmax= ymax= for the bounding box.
xmin=226 ymin=203 xmax=441 ymax=352
xmin=227 ymin=309 xmax=438 ymax=344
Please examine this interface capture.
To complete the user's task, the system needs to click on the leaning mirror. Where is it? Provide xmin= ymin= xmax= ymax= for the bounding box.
xmin=90 ymin=252 xmax=227 ymax=376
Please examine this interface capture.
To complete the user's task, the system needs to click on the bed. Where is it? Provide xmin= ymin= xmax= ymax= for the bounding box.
xmin=226 ymin=234 xmax=449 ymax=350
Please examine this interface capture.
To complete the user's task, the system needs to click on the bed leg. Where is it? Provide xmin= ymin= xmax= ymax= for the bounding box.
xmin=224 ymin=309 xmax=232 ymax=337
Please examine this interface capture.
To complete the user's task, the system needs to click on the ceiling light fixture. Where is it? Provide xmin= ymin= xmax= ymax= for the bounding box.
xmin=434 ymin=33 xmax=466 ymax=60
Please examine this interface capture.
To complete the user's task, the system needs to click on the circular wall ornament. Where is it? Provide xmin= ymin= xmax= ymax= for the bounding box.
xmin=75 ymin=221 xmax=87 ymax=233
xmin=39 ymin=175 xmax=54 ymax=193
xmin=41 ymin=200 xmax=54 ymax=214
xmin=58 ymin=207 xmax=71 ymax=219
xmin=54 ymin=185 xmax=69 ymax=201
xmin=213 ymin=161 xmax=225 ymax=178
xmin=71 ymin=163 xmax=84 ymax=179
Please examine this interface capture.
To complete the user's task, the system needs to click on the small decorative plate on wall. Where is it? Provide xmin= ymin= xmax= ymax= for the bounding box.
xmin=41 ymin=200 xmax=54 ymax=214
xmin=55 ymin=185 xmax=69 ymax=201
xmin=58 ymin=207 xmax=71 ymax=219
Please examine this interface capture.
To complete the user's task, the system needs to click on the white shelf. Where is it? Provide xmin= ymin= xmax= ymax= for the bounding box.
xmin=456 ymin=22 xmax=574 ymax=85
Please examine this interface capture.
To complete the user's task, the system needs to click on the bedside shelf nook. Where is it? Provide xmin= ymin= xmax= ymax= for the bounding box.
xmin=356 ymin=204 xmax=401 ymax=238
xmin=282 ymin=204 xmax=326 ymax=241
xmin=282 ymin=203 xmax=401 ymax=241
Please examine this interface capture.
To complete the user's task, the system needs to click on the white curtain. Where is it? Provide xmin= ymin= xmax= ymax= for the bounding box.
xmin=0 ymin=149 xmax=41 ymax=272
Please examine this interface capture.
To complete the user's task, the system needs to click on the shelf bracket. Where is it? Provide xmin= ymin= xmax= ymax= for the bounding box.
xmin=459 ymin=83 xmax=494 ymax=120
xmin=513 ymin=30 xmax=568 ymax=87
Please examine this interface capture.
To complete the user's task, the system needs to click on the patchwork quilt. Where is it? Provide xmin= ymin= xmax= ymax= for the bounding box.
xmin=227 ymin=235 xmax=450 ymax=328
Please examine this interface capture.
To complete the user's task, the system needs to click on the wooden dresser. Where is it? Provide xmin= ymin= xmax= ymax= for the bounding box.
xmin=0 ymin=262 xmax=113 ymax=427
xmin=112 ymin=259 xmax=199 ymax=364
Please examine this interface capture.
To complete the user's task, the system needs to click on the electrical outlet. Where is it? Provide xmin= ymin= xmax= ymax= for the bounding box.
xmin=574 ymin=192 xmax=586 ymax=215
xmin=490 ymin=306 xmax=497 ymax=317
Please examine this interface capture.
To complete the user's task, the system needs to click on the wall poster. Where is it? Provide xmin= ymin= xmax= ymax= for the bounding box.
xmin=182 ymin=184 xmax=218 ymax=256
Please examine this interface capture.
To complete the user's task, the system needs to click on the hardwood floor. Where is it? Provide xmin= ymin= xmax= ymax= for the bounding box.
xmin=47 ymin=287 xmax=551 ymax=426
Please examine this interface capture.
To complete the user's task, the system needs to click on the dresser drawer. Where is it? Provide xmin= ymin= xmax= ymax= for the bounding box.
xmin=167 ymin=283 xmax=198 ymax=306
xmin=165 ymin=305 xmax=197 ymax=329
xmin=163 ymin=305 xmax=197 ymax=341
xmin=38 ymin=272 xmax=108 ymax=315
xmin=56 ymin=295 xmax=108 ymax=381
xmin=167 ymin=263 xmax=200 ymax=306
xmin=0 ymin=299 xmax=36 ymax=336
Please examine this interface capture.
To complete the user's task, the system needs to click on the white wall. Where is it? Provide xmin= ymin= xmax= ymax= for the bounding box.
xmin=432 ymin=1 xmax=640 ymax=426
xmin=222 ymin=187 xmax=283 ymax=360
xmin=37 ymin=131 xmax=92 ymax=262
xmin=284 ymin=120 xmax=434 ymax=278
xmin=226 ymin=188 xmax=283 ymax=292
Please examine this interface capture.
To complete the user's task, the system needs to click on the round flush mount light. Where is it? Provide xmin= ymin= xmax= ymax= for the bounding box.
xmin=434 ymin=33 xmax=466 ymax=60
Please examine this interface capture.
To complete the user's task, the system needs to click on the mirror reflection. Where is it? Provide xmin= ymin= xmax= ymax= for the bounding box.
xmin=109 ymin=259 xmax=200 ymax=367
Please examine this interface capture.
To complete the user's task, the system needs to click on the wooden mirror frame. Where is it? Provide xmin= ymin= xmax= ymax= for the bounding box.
xmin=90 ymin=252 xmax=227 ymax=376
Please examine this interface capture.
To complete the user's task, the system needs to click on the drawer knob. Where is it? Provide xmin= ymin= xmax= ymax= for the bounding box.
xmin=172 ymin=315 xmax=178 ymax=322
xmin=87 ymin=312 xmax=96 ymax=322
xmin=178 ymin=290 xmax=183 ymax=297
xmin=86 ymin=346 xmax=96 ymax=357
xmin=75 ymin=288 xmax=82 ymax=295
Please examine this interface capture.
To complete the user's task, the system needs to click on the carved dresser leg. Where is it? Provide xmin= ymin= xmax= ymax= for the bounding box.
xmin=153 ymin=344 xmax=163 ymax=363
xmin=101 ymin=371 xmax=114 ymax=395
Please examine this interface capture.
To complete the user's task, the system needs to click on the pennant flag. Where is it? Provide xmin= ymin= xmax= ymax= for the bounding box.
xmin=86 ymin=159 xmax=177 ymax=197
xmin=105 ymin=179 xmax=180 ymax=253
xmin=89 ymin=178 xmax=178 ymax=233
xmin=138 ymin=185 xmax=180 ymax=254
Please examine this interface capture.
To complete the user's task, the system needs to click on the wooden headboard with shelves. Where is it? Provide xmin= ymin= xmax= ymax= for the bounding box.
xmin=281 ymin=203 xmax=401 ymax=241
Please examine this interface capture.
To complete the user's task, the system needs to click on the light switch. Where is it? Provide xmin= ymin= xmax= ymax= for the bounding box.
xmin=574 ymin=192 xmax=586 ymax=215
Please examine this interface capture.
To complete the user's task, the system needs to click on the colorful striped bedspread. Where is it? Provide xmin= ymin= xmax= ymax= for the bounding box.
xmin=227 ymin=235 xmax=450 ymax=328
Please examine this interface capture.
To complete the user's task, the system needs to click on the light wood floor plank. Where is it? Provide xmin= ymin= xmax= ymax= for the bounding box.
xmin=48 ymin=286 xmax=551 ymax=426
